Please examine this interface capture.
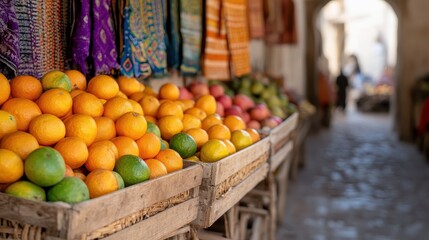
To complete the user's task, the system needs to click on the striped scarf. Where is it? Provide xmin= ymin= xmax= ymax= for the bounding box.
xmin=180 ymin=0 xmax=202 ymax=76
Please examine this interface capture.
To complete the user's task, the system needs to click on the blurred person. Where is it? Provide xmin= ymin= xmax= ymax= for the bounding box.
xmin=318 ymin=55 xmax=334 ymax=127
xmin=335 ymin=70 xmax=349 ymax=111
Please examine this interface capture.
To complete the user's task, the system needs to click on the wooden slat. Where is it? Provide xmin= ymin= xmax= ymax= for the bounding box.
xmin=159 ymin=225 xmax=190 ymax=239
xmin=270 ymin=141 xmax=293 ymax=172
xmin=269 ymin=112 xmax=299 ymax=144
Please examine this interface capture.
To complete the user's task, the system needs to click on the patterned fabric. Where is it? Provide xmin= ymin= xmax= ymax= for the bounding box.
xmin=180 ymin=0 xmax=202 ymax=76
xmin=224 ymin=0 xmax=251 ymax=77
xmin=0 ymin=0 xmax=20 ymax=78
xmin=279 ymin=0 xmax=297 ymax=44
xmin=247 ymin=0 xmax=265 ymax=39
xmin=71 ymin=0 xmax=91 ymax=74
xmin=166 ymin=0 xmax=181 ymax=69
xmin=203 ymin=0 xmax=230 ymax=80
xmin=265 ymin=0 xmax=297 ymax=44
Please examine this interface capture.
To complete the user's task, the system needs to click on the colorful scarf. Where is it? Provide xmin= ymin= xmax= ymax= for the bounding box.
xmin=180 ymin=0 xmax=202 ymax=76
xmin=166 ymin=0 xmax=181 ymax=69
xmin=224 ymin=0 xmax=251 ymax=77
xmin=203 ymin=0 xmax=230 ymax=80
xmin=71 ymin=0 xmax=91 ymax=74
xmin=265 ymin=0 xmax=297 ymax=44
xmin=247 ymin=0 xmax=265 ymax=39
xmin=0 ymin=0 xmax=20 ymax=78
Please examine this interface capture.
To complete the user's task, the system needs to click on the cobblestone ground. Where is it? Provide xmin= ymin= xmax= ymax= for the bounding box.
xmin=277 ymin=109 xmax=429 ymax=240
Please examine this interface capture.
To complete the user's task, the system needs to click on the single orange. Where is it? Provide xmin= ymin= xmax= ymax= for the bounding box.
xmin=70 ymin=89 xmax=85 ymax=98
xmin=1 ymin=98 xmax=41 ymax=131
xmin=54 ymin=137 xmax=88 ymax=169
xmin=207 ymin=124 xmax=231 ymax=140
xmin=245 ymin=128 xmax=260 ymax=143
xmin=0 ymin=73 xmax=10 ymax=106
xmin=72 ymin=92 xmax=104 ymax=117
xmin=0 ymin=149 xmax=23 ymax=184
xmin=90 ymin=140 xmax=119 ymax=160
xmin=10 ymin=75 xmax=42 ymax=101
xmin=64 ymin=114 xmax=97 ymax=146
xmin=139 ymin=95 xmax=160 ymax=117
xmin=129 ymin=92 xmax=146 ymax=102
xmin=85 ymin=143 xmax=116 ymax=171
xmin=158 ymin=116 xmax=183 ymax=140
xmin=94 ymin=117 xmax=116 ymax=142
xmin=155 ymin=149 xmax=183 ymax=173
xmin=144 ymin=115 xmax=157 ymax=124
xmin=223 ymin=115 xmax=246 ymax=132
xmin=1 ymin=131 xmax=39 ymax=159
xmin=201 ymin=113 xmax=223 ymax=131
xmin=65 ymin=70 xmax=87 ymax=90
xmin=111 ymin=136 xmax=140 ymax=157
xmin=195 ymin=95 xmax=216 ymax=115
xmin=184 ymin=107 xmax=207 ymax=121
xmin=41 ymin=70 xmax=72 ymax=92
xmin=37 ymin=89 xmax=73 ymax=117
xmin=103 ymin=96 xmax=133 ymax=121
xmin=145 ymin=159 xmax=168 ymax=179
xmin=85 ymin=169 xmax=120 ymax=198
xmin=158 ymin=83 xmax=180 ymax=100
xmin=117 ymin=76 xmax=141 ymax=96
xmin=87 ymin=75 xmax=119 ymax=100
xmin=29 ymin=114 xmax=65 ymax=145
xmin=182 ymin=114 xmax=202 ymax=132
xmin=157 ymin=101 xmax=183 ymax=119
xmin=129 ymin=99 xmax=144 ymax=115
xmin=115 ymin=112 xmax=147 ymax=140
xmin=185 ymin=128 xmax=209 ymax=149
xmin=136 ymin=133 xmax=161 ymax=159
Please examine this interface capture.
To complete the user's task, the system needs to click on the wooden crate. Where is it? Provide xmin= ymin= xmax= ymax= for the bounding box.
xmin=191 ymin=138 xmax=270 ymax=228
xmin=0 ymin=164 xmax=203 ymax=240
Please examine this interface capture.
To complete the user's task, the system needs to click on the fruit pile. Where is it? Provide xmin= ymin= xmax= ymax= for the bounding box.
xmin=0 ymin=70 xmax=261 ymax=204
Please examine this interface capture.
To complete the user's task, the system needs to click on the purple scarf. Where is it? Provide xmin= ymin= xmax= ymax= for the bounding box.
xmin=0 ymin=0 xmax=20 ymax=77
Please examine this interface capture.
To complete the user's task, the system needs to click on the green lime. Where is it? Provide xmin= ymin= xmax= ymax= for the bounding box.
xmin=112 ymin=171 xmax=125 ymax=189
xmin=169 ymin=133 xmax=197 ymax=158
xmin=47 ymin=177 xmax=89 ymax=204
xmin=146 ymin=121 xmax=161 ymax=138
xmin=114 ymin=155 xmax=150 ymax=186
xmin=5 ymin=181 xmax=46 ymax=201
xmin=160 ymin=139 xmax=169 ymax=150
xmin=25 ymin=147 xmax=65 ymax=187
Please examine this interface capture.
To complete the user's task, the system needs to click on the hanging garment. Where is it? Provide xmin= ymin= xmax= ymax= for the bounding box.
xmin=224 ymin=0 xmax=251 ymax=77
xmin=71 ymin=0 xmax=91 ymax=74
xmin=0 ymin=0 xmax=20 ymax=78
xmin=180 ymin=0 xmax=202 ymax=76
xmin=111 ymin=0 xmax=125 ymax=58
xmin=265 ymin=0 xmax=297 ymax=44
xmin=15 ymin=0 xmax=37 ymax=77
xmin=166 ymin=0 xmax=181 ymax=69
xmin=203 ymin=0 xmax=230 ymax=80
xmin=247 ymin=0 xmax=265 ymax=39
xmin=278 ymin=0 xmax=297 ymax=44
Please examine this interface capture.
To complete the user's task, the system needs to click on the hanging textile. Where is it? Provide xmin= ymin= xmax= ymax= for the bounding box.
xmin=71 ymin=0 xmax=91 ymax=74
xmin=166 ymin=0 xmax=181 ymax=69
xmin=247 ymin=0 xmax=265 ymax=39
xmin=180 ymin=0 xmax=202 ymax=76
xmin=224 ymin=0 xmax=251 ymax=77
xmin=0 ymin=0 xmax=20 ymax=78
xmin=279 ymin=0 xmax=297 ymax=44
xmin=15 ymin=0 xmax=37 ymax=77
xmin=203 ymin=0 xmax=230 ymax=80
xmin=265 ymin=0 xmax=297 ymax=44
xmin=111 ymin=0 xmax=125 ymax=58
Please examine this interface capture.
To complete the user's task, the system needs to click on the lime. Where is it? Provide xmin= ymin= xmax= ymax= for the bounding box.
xmin=169 ymin=133 xmax=197 ymax=158
xmin=47 ymin=177 xmax=89 ymax=204
xmin=160 ymin=139 xmax=169 ymax=150
xmin=25 ymin=147 xmax=65 ymax=187
xmin=112 ymin=171 xmax=125 ymax=189
xmin=41 ymin=70 xmax=72 ymax=92
xmin=114 ymin=155 xmax=150 ymax=186
xmin=5 ymin=181 xmax=46 ymax=201
xmin=146 ymin=121 xmax=161 ymax=138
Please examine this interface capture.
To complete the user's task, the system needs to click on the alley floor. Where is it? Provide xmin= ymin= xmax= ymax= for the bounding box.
xmin=277 ymin=108 xmax=429 ymax=240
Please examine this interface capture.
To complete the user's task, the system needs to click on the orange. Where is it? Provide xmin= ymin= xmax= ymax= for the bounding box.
xmin=180 ymin=100 xmax=195 ymax=111
xmin=87 ymin=75 xmax=119 ymax=100
xmin=195 ymin=95 xmax=216 ymax=115
xmin=0 ymin=149 xmax=23 ymax=183
xmin=1 ymin=98 xmax=41 ymax=131
xmin=72 ymin=93 xmax=104 ymax=117
xmin=5 ymin=180 xmax=46 ymax=201
xmin=200 ymin=139 xmax=230 ymax=162
xmin=116 ymin=91 xmax=128 ymax=99
xmin=155 ymin=149 xmax=183 ymax=173
xmin=65 ymin=70 xmax=87 ymax=90
xmin=94 ymin=117 xmax=116 ymax=142
xmin=144 ymin=86 xmax=157 ymax=97
xmin=41 ymin=70 xmax=72 ymax=92
xmin=103 ymin=96 xmax=133 ymax=121
xmin=65 ymin=165 xmax=75 ymax=177
xmin=222 ymin=139 xmax=236 ymax=154
xmin=158 ymin=116 xmax=183 ymax=140
xmin=54 ymin=137 xmax=88 ymax=169
xmin=129 ymin=99 xmax=144 ymax=115
xmin=245 ymin=128 xmax=260 ymax=143
xmin=0 ymin=73 xmax=10 ymax=106
xmin=158 ymin=83 xmax=179 ymax=100
xmin=230 ymin=130 xmax=253 ymax=151
xmin=85 ymin=142 xmax=116 ymax=171
xmin=111 ymin=136 xmax=139 ymax=157
xmin=64 ymin=114 xmax=97 ymax=146
xmin=207 ymin=124 xmax=231 ymax=140
xmin=117 ymin=76 xmax=141 ymax=96
xmin=90 ymin=140 xmax=119 ymax=160
xmin=1 ymin=131 xmax=39 ymax=159
xmin=115 ymin=112 xmax=147 ymax=140
xmin=145 ymin=159 xmax=168 ymax=179
xmin=175 ymin=100 xmax=186 ymax=111
xmin=185 ymin=128 xmax=209 ymax=149
xmin=61 ymin=108 xmax=73 ymax=122
xmin=136 ymin=133 xmax=161 ymax=159
xmin=185 ymin=107 xmax=207 ymax=121
xmin=70 ymin=89 xmax=85 ymax=98
xmin=201 ymin=113 xmax=222 ymax=131
xmin=223 ymin=115 xmax=246 ymax=132
xmin=139 ymin=95 xmax=160 ymax=117
xmin=139 ymin=82 xmax=146 ymax=92
xmin=73 ymin=171 xmax=86 ymax=181
xmin=10 ymin=75 xmax=42 ymax=101
xmin=157 ymin=101 xmax=184 ymax=119
xmin=182 ymin=114 xmax=202 ymax=132
xmin=29 ymin=114 xmax=65 ymax=145
xmin=85 ymin=169 xmax=120 ymax=198
xmin=129 ymin=92 xmax=146 ymax=102
xmin=144 ymin=115 xmax=157 ymax=124
xmin=37 ymin=89 xmax=73 ymax=117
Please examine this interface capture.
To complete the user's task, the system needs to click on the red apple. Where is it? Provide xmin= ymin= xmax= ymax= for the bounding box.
xmin=271 ymin=116 xmax=283 ymax=125
xmin=262 ymin=117 xmax=280 ymax=129
xmin=233 ymin=94 xmax=255 ymax=111
xmin=249 ymin=104 xmax=270 ymax=121
xmin=188 ymin=81 xmax=209 ymax=99
xmin=209 ymin=84 xmax=225 ymax=98
xmin=179 ymin=87 xmax=194 ymax=100
xmin=242 ymin=112 xmax=250 ymax=123
xmin=224 ymin=105 xmax=243 ymax=116
xmin=247 ymin=120 xmax=261 ymax=129
xmin=216 ymin=101 xmax=225 ymax=117
xmin=216 ymin=95 xmax=232 ymax=109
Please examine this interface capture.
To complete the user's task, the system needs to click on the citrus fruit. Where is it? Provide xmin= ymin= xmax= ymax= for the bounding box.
xmin=185 ymin=107 xmax=207 ymax=120
xmin=112 ymin=171 xmax=125 ymax=189
xmin=185 ymin=156 xmax=200 ymax=162
xmin=145 ymin=159 xmax=168 ymax=179
xmin=37 ymin=89 xmax=73 ymax=117
xmin=103 ymin=96 xmax=133 ymax=121
xmin=158 ymin=115 xmax=184 ymax=140
xmin=116 ymin=91 xmax=128 ymax=99
xmin=245 ymin=128 xmax=260 ymax=143
xmin=54 ymin=137 xmax=88 ymax=169
xmin=73 ymin=168 xmax=87 ymax=181
xmin=185 ymin=128 xmax=209 ymax=149
xmin=65 ymin=164 xmax=75 ymax=177
xmin=207 ymin=124 xmax=231 ymax=140
xmin=87 ymin=75 xmax=119 ymax=99
xmin=230 ymin=130 xmax=253 ymax=151
xmin=114 ymin=155 xmax=150 ymax=186
xmin=159 ymin=83 xmax=180 ymax=100
xmin=0 ymin=149 xmax=23 ymax=183
xmin=221 ymin=139 xmax=236 ymax=154
xmin=47 ymin=177 xmax=90 ymax=203
xmin=139 ymin=95 xmax=160 ymax=117
xmin=201 ymin=113 xmax=222 ymax=131
xmin=117 ymin=76 xmax=141 ymax=96
xmin=64 ymin=114 xmax=97 ymax=146
xmin=72 ymin=92 xmax=104 ymax=117
xmin=91 ymin=140 xmax=119 ymax=160
xmin=129 ymin=92 xmax=146 ymax=102
xmin=5 ymin=181 xmax=46 ymax=201
xmin=144 ymin=86 xmax=157 ymax=97
xmin=200 ymin=139 xmax=230 ymax=162
xmin=29 ymin=114 xmax=66 ymax=145
xmin=146 ymin=121 xmax=161 ymax=137
xmin=65 ymin=70 xmax=87 ymax=90
xmin=70 ymin=89 xmax=85 ymax=98
xmin=24 ymin=147 xmax=65 ymax=187
xmin=111 ymin=136 xmax=139 ymax=157
xmin=182 ymin=114 xmax=202 ymax=132
xmin=155 ymin=149 xmax=183 ymax=173
xmin=41 ymin=70 xmax=72 ymax=92
xmin=136 ymin=133 xmax=161 ymax=159
xmin=1 ymin=98 xmax=42 ymax=131
xmin=85 ymin=169 xmax=121 ymax=198
xmin=169 ymin=133 xmax=197 ymax=158
xmin=115 ymin=112 xmax=147 ymax=140
xmin=0 ymin=110 xmax=17 ymax=139
xmin=195 ymin=95 xmax=216 ymax=115
xmin=1 ymin=131 xmax=39 ymax=159
xmin=129 ymin=99 xmax=144 ymax=115
xmin=224 ymin=115 xmax=246 ymax=132
xmin=179 ymin=99 xmax=195 ymax=111
xmin=160 ymin=139 xmax=169 ymax=150
xmin=85 ymin=142 xmax=117 ymax=171
xmin=0 ymin=73 xmax=10 ymax=105
xmin=157 ymin=101 xmax=184 ymax=119
xmin=10 ymin=75 xmax=42 ymax=100
xmin=144 ymin=116 xmax=157 ymax=124
xmin=94 ymin=117 xmax=116 ymax=142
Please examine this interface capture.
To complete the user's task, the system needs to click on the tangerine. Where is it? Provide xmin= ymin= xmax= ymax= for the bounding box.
xmin=85 ymin=169 xmax=121 ymax=198
xmin=195 ymin=95 xmax=216 ymax=115
xmin=2 ymin=98 xmax=42 ymax=131
xmin=65 ymin=70 xmax=87 ymax=90
xmin=64 ymin=114 xmax=97 ymax=146
xmin=223 ymin=115 xmax=246 ymax=132
xmin=10 ymin=75 xmax=42 ymax=100
xmin=54 ymin=137 xmax=88 ymax=169
xmin=94 ymin=117 xmax=116 ymax=142
xmin=0 ymin=73 xmax=10 ymax=106
xmin=185 ymin=107 xmax=207 ymax=121
xmin=1 ymin=131 xmax=39 ymax=159
xmin=145 ymin=159 xmax=168 ymax=179
xmin=139 ymin=95 xmax=160 ymax=117
xmin=136 ymin=133 xmax=161 ymax=159
xmin=185 ymin=128 xmax=209 ymax=149
xmin=117 ymin=76 xmax=141 ymax=96
xmin=87 ymin=75 xmax=119 ymax=99
xmin=111 ymin=136 xmax=140 ymax=157
xmin=0 ymin=149 xmax=23 ymax=183
xmin=29 ymin=114 xmax=65 ymax=145
xmin=103 ymin=96 xmax=133 ymax=121
xmin=207 ymin=124 xmax=231 ymax=140
xmin=37 ymin=89 xmax=73 ymax=117
xmin=155 ymin=149 xmax=183 ymax=173
xmin=116 ymin=112 xmax=147 ymax=140
xmin=72 ymin=92 xmax=104 ymax=117
xmin=182 ymin=114 xmax=202 ymax=132
xmin=158 ymin=116 xmax=183 ymax=140
xmin=158 ymin=83 xmax=180 ymax=100
xmin=201 ymin=113 xmax=222 ymax=131
xmin=157 ymin=101 xmax=183 ymax=119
